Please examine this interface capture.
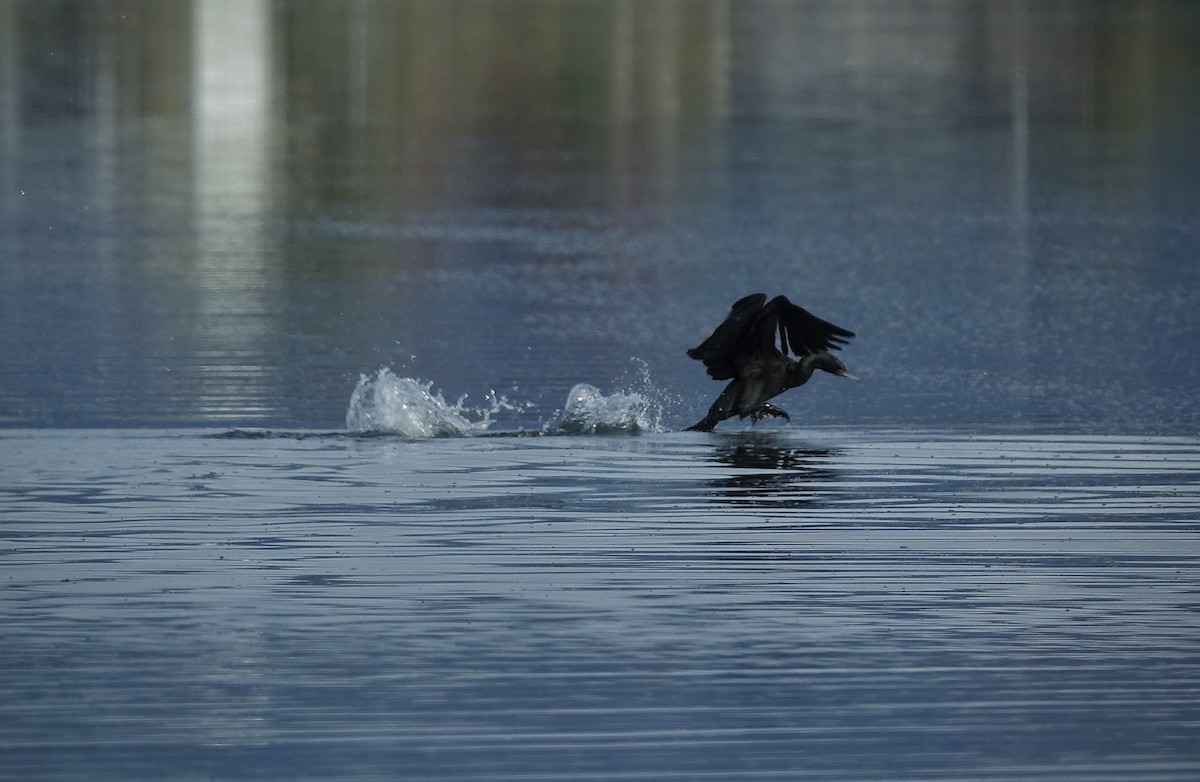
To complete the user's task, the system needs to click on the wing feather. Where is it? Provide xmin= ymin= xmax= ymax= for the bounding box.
xmin=686 ymin=293 xmax=767 ymax=380
xmin=769 ymin=295 xmax=854 ymax=358
xmin=688 ymin=293 xmax=854 ymax=380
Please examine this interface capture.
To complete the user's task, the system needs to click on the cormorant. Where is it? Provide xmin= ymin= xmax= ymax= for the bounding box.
xmin=687 ymin=293 xmax=858 ymax=432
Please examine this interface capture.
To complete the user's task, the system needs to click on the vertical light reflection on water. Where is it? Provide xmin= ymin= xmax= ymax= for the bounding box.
xmin=191 ymin=0 xmax=276 ymax=420
xmin=1010 ymin=0 xmax=1029 ymax=239
xmin=0 ymin=2 xmax=20 ymax=401
xmin=1005 ymin=0 xmax=1035 ymax=411
xmin=347 ymin=0 xmax=371 ymax=130
xmin=0 ymin=2 xmax=15 ymax=230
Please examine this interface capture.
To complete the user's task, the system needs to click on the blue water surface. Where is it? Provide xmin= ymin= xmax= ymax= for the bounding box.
xmin=2 ymin=2 xmax=1200 ymax=780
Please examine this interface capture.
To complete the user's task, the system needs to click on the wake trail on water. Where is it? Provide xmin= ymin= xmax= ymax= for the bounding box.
xmin=345 ymin=365 xmax=668 ymax=438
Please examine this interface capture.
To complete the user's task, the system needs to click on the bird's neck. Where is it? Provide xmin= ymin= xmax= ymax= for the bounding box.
xmin=793 ymin=352 xmax=843 ymax=385
xmin=789 ymin=355 xmax=821 ymax=386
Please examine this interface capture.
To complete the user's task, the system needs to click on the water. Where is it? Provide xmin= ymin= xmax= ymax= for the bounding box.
xmin=3 ymin=1 xmax=1200 ymax=779
xmin=3 ymin=427 xmax=1199 ymax=780
xmin=3 ymin=0 xmax=1199 ymax=431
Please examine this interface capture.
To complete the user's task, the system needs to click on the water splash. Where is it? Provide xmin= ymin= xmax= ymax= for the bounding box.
xmin=547 ymin=382 xmax=664 ymax=435
xmin=346 ymin=369 xmax=512 ymax=437
xmin=346 ymin=360 xmax=669 ymax=437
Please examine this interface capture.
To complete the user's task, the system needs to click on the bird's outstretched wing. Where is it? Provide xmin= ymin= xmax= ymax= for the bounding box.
xmin=687 ymin=293 xmax=768 ymax=380
xmin=688 ymin=293 xmax=854 ymax=380
xmin=757 ymin=295 xmax=854 ymax=359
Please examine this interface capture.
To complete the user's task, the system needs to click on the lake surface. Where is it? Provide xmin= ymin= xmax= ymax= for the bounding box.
xmin=4 ymin=427 xmax=1200 ymax=780
xmin=3 ymin=1 xmax=1200 ymax=779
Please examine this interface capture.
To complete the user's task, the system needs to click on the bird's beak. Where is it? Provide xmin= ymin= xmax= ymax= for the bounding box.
xmin=838 ymin=369 xmax=861 ymax=382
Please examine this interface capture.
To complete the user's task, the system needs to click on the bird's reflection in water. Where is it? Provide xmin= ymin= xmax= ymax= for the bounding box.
xmin=706 ymin=431 xmax=838 ymax=507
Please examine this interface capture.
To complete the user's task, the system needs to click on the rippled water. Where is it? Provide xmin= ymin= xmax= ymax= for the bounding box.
xmin=4 ymin=2 xmax=1200 ymax=779
xmin=3 ymin=427 xmax=1200 ymax=780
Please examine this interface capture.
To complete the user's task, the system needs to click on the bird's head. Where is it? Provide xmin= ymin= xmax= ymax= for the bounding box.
xmin=804 ymin=352 xmax=861 ymax=382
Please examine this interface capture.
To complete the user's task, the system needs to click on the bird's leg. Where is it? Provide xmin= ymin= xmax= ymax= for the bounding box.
xmin=761 ymin=403 xmax=790 ymax=421
xmin=687 ymin=383 xmax=740 ymax=432
xmin=748 ymin=403 xmax=790 ymax=424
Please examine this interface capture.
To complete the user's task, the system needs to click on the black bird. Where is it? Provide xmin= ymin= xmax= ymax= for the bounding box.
xmin=687 ymin=293 xmax=858 ymax=432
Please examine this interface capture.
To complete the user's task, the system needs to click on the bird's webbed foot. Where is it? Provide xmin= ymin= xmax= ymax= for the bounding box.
xmin=747 ymin=403 xmax=790 ymax=424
